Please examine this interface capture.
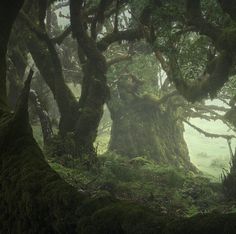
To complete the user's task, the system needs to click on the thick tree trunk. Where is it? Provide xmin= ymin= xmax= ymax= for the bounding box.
xmin=108 ymin=81 xmax=195 ymax=171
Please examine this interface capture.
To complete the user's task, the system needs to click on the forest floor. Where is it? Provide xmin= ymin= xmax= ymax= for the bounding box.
xmin=47 ymin=152 xmax=236 ymax=217
xmin=32 ymin=121 xmax=236 ymax=218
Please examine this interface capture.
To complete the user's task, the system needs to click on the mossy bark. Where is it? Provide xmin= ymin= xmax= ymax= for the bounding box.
xmin=0 ymin=114 xmax=84 ymax=233
xmin=74 ymin=62 xmax=108 ymax=161
xmin=70 ymin=0 xmax=110 ymax=160
xmin=108 ymin=80 xmax=194 ymax=171
xmin=7 ymin=47 xmax=27 ymax=109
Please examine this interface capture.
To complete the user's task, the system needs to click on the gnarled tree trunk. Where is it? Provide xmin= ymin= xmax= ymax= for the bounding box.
xmin=108 ymin=79 xmax=195 ymax=171
xmin=70 ymin=0 xmax=109 ymax=160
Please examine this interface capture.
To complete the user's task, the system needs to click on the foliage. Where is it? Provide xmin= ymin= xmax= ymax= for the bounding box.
xmin=50 ymin=151 xmax=226 ymax=217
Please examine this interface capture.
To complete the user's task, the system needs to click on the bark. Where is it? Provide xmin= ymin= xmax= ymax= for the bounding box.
xmin=7 ymin=47 xmax=27 ymax=109
xmin=0 ymin=1 xmax=24 ymax=110
xmin=73 ymin=62 xmax=109 ymax=160
xmin=108 ymin=79 xmax=195 ymax=171
xmin=30 ymin=89 xmax=54 ymax=145
xmin=7 ymin=63 xmax=23 ymax=109
xmin=70 ymin=0 xmax=110 ymax=159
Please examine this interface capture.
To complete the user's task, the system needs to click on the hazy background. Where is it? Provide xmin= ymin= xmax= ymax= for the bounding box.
xmin=52 ymin=6 xmax=236 ymax=181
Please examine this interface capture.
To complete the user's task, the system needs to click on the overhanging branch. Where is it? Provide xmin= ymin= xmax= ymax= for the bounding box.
xmin=183 ymin=119 xmax=235 ymax=140
xmin=186 ymin=0 xmax=222 ymax=42
xmin=170 ymin=51 xmax=233 ymax=102
xmin=97 ymin=28 xmax=144 ymax=51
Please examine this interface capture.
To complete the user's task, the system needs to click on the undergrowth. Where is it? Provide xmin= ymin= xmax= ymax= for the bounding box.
xmin=47 ymin=152 xmax=235 ymax=217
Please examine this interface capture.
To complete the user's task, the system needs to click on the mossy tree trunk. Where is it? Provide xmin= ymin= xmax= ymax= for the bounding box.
xmin=108 ymin=79 xmax=194 ymax=170
xmin=70 ymin=0 xmax=110 ymax=161
xmin=73 ymin=62 xmax=109 ymax=161
xmin=7 ymin=47 xmax=27 ymax=109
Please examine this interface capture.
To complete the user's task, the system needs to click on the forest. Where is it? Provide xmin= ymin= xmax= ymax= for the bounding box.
xmin=1 ymin=0 xmax=236 ymax=233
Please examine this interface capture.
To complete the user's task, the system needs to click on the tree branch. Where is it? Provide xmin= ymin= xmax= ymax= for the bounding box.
xmin=183 ymin=119 xmax=235 ymax=140
xmin=169 ymin=51 xmax=233 ymax=102
xmin=185 ymin=0 xmax=222 ymax=42
xmin=97 ymin=28 xmax=144 ymax=51
xmin=53 ymin=1 xmax=70 ymax=11
xmin=51 ymin=25 xmax=72 ymax=45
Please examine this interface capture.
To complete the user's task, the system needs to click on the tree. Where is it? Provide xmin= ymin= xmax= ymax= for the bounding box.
xmin=17 ymin=0 xmax=143 ymax=162
xmin=107 ymin=49 xmax=194 ymax=170
xmin=145 ymin=0 xmax=236 ymax=197
xmin=106 ymin=35 xmax=233 ymax=171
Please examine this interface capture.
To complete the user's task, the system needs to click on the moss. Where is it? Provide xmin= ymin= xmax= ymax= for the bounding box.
xmin=108 ymin=91 xmax=195 ymax=171
xmin=217 ymin=27 xmax=236 ymax=52
xmin=163 ymin=213 xmax=236 ymax=234
xmin=78 ymin=202 xmax=167 ymax=234
xmin=52 ymin=152 xmax=225 ymax=218
xmin=1 ymin=110 xmax=170 ymax=233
